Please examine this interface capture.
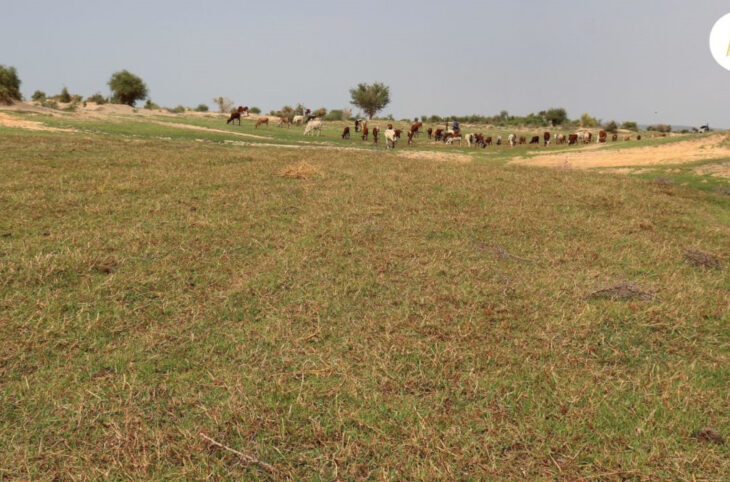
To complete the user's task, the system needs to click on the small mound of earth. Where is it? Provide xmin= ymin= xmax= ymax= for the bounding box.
xmin=588 ymin=282 xmax=654 ymax=301
xmin=398 ymin=150 xmax=471 ymax=163
xmin=684 ymin=249 xmax=722 ymax=269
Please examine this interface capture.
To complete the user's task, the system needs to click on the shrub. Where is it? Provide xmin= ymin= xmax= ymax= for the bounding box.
xmin=144 ymin=99 xmax=160 ymax=110
xmin=86 ymin=92 xmax=107 ymax=104
xmin=31 ymin=90 xmax=46 ymax=102
xmin=0 ymin=65 xmax=22 ymax=104
xmin=604 ymin=120 xmax=618 ymax=133
xmin=41 ymin=99 xmax=58 ymax=109
xmin=621 ymin=121 xmax=638 ymax=131
xmin=324 ymin=109 xmax=344 ymax=121
xmin=647 ymin=124 xmax=671 ymax=133
xmin=580 ymin=113 xmax=599 ymax=128
xmin=168 ymin=105 xmax=186 ymax=113
xmin=59 ymin=87 xmax=72 ymax=103
xmin=194 ymin=104 xmax=209 ymax=112
xmin=544 ymin=107 xmax=568 ymax=126
xmin=108 ymin=70 xmax=148 ymax=106
xmin=249 ymin=106 xmax=261 ymax=114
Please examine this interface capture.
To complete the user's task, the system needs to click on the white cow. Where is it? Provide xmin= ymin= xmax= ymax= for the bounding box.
xmin=303 ymin=119 xmax=322 ymax=136
xmin=385 ymin=128 xmax=398 ymax=149
xmin=465 ymin=133 xmax=476 ymax=147
xmin=292 ymin=115 xmax=304 ymax=126
xmin=508 ymin=133 xmax=516 ymax=147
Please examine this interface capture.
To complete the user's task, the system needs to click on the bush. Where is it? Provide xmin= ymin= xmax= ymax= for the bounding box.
xmin=647 ymin=124 xmax=671 ymax=133
xmin=544 ymin=107 xmax=568 ymax=126
xmin=194 ymin=104 xmax=209 ymax=112
xmin=604 ymin=120 xmax=618 ymax=133
xmin=86 ymin=92 xmax=108 ymax=104
xmin=31 ymin=90 xmax=46 ymax=102
xmin=0 ymin=65 xmax=22 ymax=104
xmin=59 ymin=87 xmax=72 ymax=103
xmin=108 ymin=70 xmax=148 ymax=106
xmin=580 ymin=113 xmax=598 ymax=128
xmin=249 ymin=106 xmax=261 ymax=114
xmin=144 ymin=99 xmax=160 ymax=110
xmin=168 ymin=105 xmax=186 ymax=113
xmin=324 ymin=109 xmax=344 ymax=121
xmin=621 ymin=121 xmax=638 ymax=131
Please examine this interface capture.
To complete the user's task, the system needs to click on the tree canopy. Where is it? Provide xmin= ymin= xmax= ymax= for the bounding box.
xmin=349 ymin=82 xmax=390 ymax=119
xmin=0 ymin=65 xmax=22 ymax=104
xmin=108 ymin=70 xmax=148 ymax=106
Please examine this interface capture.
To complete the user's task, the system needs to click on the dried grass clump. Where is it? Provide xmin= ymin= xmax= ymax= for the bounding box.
xmin=684 ymin=249 xmax=722 ymax=270
xmin=588 ymin=282 xmax=653 ymax=301
xmin=278 ymin=160 xmax=321 ymax=180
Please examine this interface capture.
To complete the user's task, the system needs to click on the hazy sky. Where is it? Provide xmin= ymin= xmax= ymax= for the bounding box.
xmin=4 ymin=1 xmax=730 ymax=127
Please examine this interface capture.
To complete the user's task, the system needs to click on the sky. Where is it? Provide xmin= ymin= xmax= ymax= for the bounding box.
xmin=3 ymin=0 xmax=730 ymax=127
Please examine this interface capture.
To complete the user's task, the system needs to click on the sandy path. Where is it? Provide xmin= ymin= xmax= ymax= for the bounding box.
xmin=147 ymin=120 xmax=273 ymax=140
xmin=511 ymin=134 xmax=730 ymax=169
xmin=0 ymin=112 xmax=78 ymax=133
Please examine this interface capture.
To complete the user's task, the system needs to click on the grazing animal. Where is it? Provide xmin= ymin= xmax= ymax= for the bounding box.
xmin=508 ymin=133 xmax=516 ymax=147
xmin=544 ymin=131 xmax=551 ymax=147
xmin=637 ymin=135 xmax=642 ymax=140
xmin=277 ymin=117 xmax=291 ymax=128
xmin=611 ymin=134 xmax=618 ymax=141
xmin=585 ymin=132 xmax=593 ymax=143
xmin=444 ymin=132 xmax=462 ymax=145
xmin=427 ymin=127 xmax=433 ymax=139
xmin=394 ymin=129 xmax=402 ymax=139
xmin=529 ymin=136 xmax=540 ymax=145
xmin=465 ymin=133 xmax=476 ymax=147
xmin=496 ymin=135 xmax=502 ymax=146
xmin=226 ymin=106 xmax=247 ymax=125
xmin=361 ymin=126 xmax=369 ymax=141
xmin=387 ymin=123 xmax=393 ymax=130
xmin=485 ymin=136 xmax=493 ymax=146
xmin=624 ymin=135 xmax=631 ymax=141
xmin=519 ymin=136 xmax=527 ymax=145
xmin=598 ymin=130 xmax=607 ymax=143
xmin=410 ymin=122 xmax=423 ymax=136
xmin=341 ymin=126 xmax=350 ymax=139
xmin=372 ymin=127 xmax=379 ymax=144
xmin=303 ymin=118 xmax=322 ymax=136
xmin=255 ymin=117 xmax=269 ymax=128
xmin=292 ymin=115 xmax=304 ymax=126
xmin=385 ymin=128 xmax=398 ymax=149
xmin=556 ymin=134 xmax=567 ymax=145
xmin=407 ymin=129 xmax=415 ymax=145
xmin=568 ymin=134 xmax=579 ymax=145
xmin=434 ymin=128 xmax=444 ymax=141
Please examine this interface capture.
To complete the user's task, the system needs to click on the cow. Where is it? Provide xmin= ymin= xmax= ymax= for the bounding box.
xmin=303 ymin=118 xmax=322 ymax=136
xmin=529 ymin=136 xmax=540 ymax=145
xmin=385 ymin=128 xmax=398 ymax=149
xmin=508 ymin=133 xmax=516 ymax=147
xmin=444 ymin=132 xmax=462 ymax=145
xmin=568 ymin=134 xmax=578 ymax=145
xmin=372 ymin=127 xmax=379 ymax=144
xmin=427 ymin=127 xmax=433 ymax=139
xmin=407 ymin=129 xmax=415 ymax=145
xmin=485 ymin=136 xmax=493 ymax=146
xmin=598 ymin=130 xmax=607 ymax=143
xmin=519 ymin=136 xmax=527 ymax=145
xmin=543 ymin=131 xmax=551 ymax=147
xmin=361 ymin=126 xmax=369 ymax=141
xmin=624 ymin=135 xmax=631 ymax=141
xmin=611 ymin=134 xmax=618 ymax=142
xmin=434 ymin=128 xmax=444 ymax=142
xmin=496 ymin=135 xmax=502 ymax=146
xmin=585 ymin=132 xmax=593 ymax=143
xmin=410 ymin=122 xmax=423 ymax=136
xmin=292 ymin=115 xmax=304 ymax=126
xmin=387 ymin=123 xmax=393 ymax=130
xmin=226 ymin=106 xmax=247 ymax=125
xmin=255 ymin=117 xmax=269 ymax=128
xmin=277 ymin=117 xmax=291 ymax=128
xmin=637 ymin=135 xmax=642 ymax=140
xmin=556 ymin=134 xmax=567 ymax=145
xmin=394 ymin=129 xmax=402 ymax=139
xmin=465 ymin=133 xmax=476 ymax=147
xmin=341 ymin=126 xmax=350 ymax=139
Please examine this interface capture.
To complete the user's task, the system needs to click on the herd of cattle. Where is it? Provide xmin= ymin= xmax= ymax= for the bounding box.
xmin=226 ymin=106 xmax=649 ymax=149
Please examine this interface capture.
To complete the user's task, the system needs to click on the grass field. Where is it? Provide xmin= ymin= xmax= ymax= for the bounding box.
xmin=1 ymin=111 xmax=729 ymax=479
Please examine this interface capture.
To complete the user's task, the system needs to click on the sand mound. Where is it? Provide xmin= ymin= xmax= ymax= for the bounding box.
xmin=511 ymin=134 xmax=730 ymax=169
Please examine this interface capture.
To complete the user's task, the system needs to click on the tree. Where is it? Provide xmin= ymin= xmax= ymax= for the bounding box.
xmin=194 ymin=104 xmax=209 ymax=112
xmin=544 ymin=107 xmax=568 ymax=126
xmin=0 ymin=65 xmax=22 ymax=104
xmin=31 ymin=90 xmax=46 ymax=102
xmin=108 ymin=70 xmax=148 ymax=106
xmin=604 ymin=120 xmax=618 ymax=133
xmin=621 ymin=121 xmax=638 ymax=131
xmin=580 ymin=113 xmax=598 ymax=128
xmin=349 ymin=82 xmax=390 ymax=119
xmin=212 ymin=97 xmax=233 ymax=113
xmin=59 ymin=87 xmax=71 ymax=103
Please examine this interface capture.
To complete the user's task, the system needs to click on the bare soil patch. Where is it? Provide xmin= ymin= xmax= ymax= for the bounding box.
xmin=0 ymin=112 xmax=77 ymax=133
xmin=398 ymin=150 xmax=472 ymax=163
xmin=512 ymin=135 xmax=730 ymax=169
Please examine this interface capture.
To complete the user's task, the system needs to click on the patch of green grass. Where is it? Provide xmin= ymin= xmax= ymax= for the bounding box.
xmin=0 ymin=117 xmax=728 ymax=479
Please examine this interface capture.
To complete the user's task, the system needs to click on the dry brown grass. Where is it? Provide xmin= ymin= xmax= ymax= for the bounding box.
xmin=278 ymin=160 xmax=322 ymax=179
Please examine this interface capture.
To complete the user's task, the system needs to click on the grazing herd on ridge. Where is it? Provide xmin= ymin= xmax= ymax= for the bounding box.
xmin=225 ymin=106 xmax=649 ymax=149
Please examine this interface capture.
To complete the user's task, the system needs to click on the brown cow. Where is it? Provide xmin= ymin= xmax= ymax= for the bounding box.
xmin=543 ymin=131 xmax=551 ymax=146
xmin=407 ymin=130 xmax=415 ymax=145
xmin=519 ymin=136 xmax=526 ymax=145
xmin=394 ymin=129 xmax=402 ymax=139
xmin=277 ymin=116 xmax=291 ymax=128
xmin=387 ymin=123 xmax=393 ymax=130
xmin=485 ymin=136 xmax=493 ymax=146
xmin=410 ymin=122 xmax=423 ymax=136
xmin=341 ymin=126 xmax=350 ymax=139
xmin=624 ymin=135 xmax=631 ymax=141
xmin=585 ymin=132 xmax=593 ymax=143
xmin=598 ymin=130 xmax=607 ymax=143
xmin=255 ymin=117 xmax=269 ymax=128
xmin=611 ymin=134 xmax=618 ymax=142
xmin=427 ymin=127 xmax=433 ymax=139
xmin=637 ymin=135 xmax=642 ymax=140
xmin=226 ymin=106 xmax=247 ymax=125
xmin=568 ymin=134 xmax=578 ymax=145
xmin=372 ymin=127 xmax=379 ymax=144
xmin=361 ymin=126 xmax=369 ymax=141
xmin=556 ymin=134 xmax=566 ymax=144
xmin=529 ymin=135 xmax=540 ymax=144
xmin=434 ymin=128 xmax=444 ymax=141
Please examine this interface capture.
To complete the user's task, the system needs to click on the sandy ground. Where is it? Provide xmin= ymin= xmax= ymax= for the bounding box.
xmin=398 ymin=150 xmax=472 ymax=163
xmin=0 ymin=112 xmax=77 ymax=132
xmin=511 ymin=134 xmax=730 ymax=169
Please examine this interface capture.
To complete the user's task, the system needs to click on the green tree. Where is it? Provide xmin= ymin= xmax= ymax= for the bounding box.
xmin=31 ymin=90 xmax=46 ymax=102
xmin=604 ymin=120 xmax=618 ymax=133
xmin=108 ymin=70 xmax=148 ymax=106
xmin=0 ymin=65 xmax=22 ymax=104
xmin=194 ymin=104 xmax=209 ymax=112
xmin=544 ymin=107 xmax=568 ymax=126
xmin=621 ymin=121 xmax=638 ymax=131
xmin=349 ymin=82 xmax=390 ymax=119
xmin=580 ymin=113 xmax=598 ymax=128
xmin=59 ymin=87 xmax=71 ymax=103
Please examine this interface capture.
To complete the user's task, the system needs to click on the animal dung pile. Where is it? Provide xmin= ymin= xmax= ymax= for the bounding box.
xmin=684 ymin=249 xmax=722 ymax=270
xmin=278 ymin=160 xmax=321 ymax=180
xmin=691 ymin=427 xmax=725 ymax=445
xmin=587 ymin=282 xmax=653 ymax=301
